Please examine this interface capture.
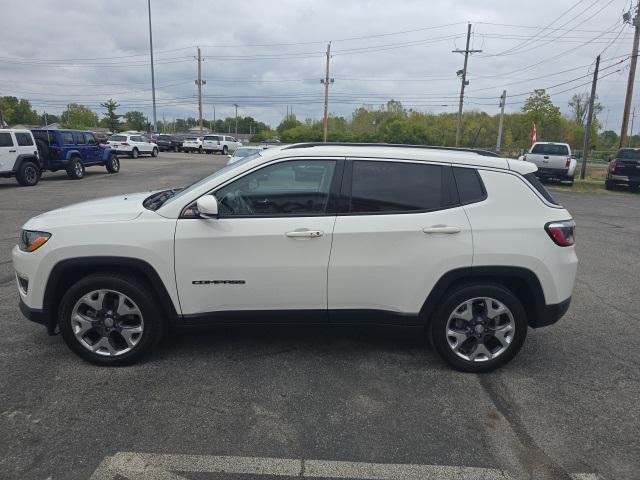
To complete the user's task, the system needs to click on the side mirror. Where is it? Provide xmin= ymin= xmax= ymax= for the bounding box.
xmin=196 ymin=195 xmax=218 ymax=218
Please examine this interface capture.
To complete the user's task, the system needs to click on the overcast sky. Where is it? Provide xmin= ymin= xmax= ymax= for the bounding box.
xmin=0 ymin=0 xmax=636 ymax=131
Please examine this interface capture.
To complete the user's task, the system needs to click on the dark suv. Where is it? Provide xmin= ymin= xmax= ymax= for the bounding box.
xmin=31 ymin=129 xmax=120 ymax=179
xmin=156 ymin=134 xmax=183 ymax=152
xmin=605 ymin=148 xmax=640 ymax=190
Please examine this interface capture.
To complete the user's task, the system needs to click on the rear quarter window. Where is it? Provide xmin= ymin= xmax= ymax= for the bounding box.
xmin=523 ymin=173 xmax=559 ymax=205
xmin=15 ymin=133 xmax=34 ymax=146
xmin=453 ymin=167 xmax=486 ymax=204
xmin=0 ymin=132 xmax=13 ymax=147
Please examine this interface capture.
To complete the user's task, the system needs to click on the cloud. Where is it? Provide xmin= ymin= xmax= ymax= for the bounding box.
xmin=0 ymin=0 xmax=634 ymax=131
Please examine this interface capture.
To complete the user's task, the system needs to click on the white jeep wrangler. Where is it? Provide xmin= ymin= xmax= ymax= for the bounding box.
xmin=0 ymin=129 xmax=41 ymax=186
xmin=13 ymin=143 xmax=578 ymax=372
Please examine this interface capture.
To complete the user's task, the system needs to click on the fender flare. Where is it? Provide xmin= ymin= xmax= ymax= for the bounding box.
xmin=419 ymin=266 xmax=548 ymax=328
xmin=65 ymin=150 xmax=82 ymax=161
xmin=12 ymin=154 xmax=40 ymax=172
xmin=41 ymin=256 xmax=179 ymax=335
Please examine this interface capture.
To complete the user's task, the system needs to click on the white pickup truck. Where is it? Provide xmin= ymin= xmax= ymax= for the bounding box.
xmin=524 ymin=142 xmax=576 ymax=185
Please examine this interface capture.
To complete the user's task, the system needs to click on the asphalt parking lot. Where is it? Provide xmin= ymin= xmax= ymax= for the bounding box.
xmin=0 ymin=152 xmax=639 ymax=480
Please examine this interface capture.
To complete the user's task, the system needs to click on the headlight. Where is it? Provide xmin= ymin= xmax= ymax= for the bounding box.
xmin=19 ymin=230 xmax=51 ymax=252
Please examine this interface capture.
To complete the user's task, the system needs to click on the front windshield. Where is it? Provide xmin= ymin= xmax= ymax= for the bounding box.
xmin=159 ymin=152 xmax=262 ymax=208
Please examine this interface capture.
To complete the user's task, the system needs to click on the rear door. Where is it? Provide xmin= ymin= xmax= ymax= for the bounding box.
xmin=328 ymin=159 xmax=472 ymax=322
xmin=83 ymin=133 xmax=101 ymax=164
xmin=73 ymin=131 xmax=87 ymax=161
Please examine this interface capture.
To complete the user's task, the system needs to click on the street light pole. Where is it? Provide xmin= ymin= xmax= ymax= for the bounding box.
xmin=147 ymin=0 xmax=157 ymax=133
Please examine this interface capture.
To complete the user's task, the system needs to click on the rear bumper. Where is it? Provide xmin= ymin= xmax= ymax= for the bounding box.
xmin=608 ymin=173 xmax=640 ymax=183
xmin=530 ymin=296 xmax=571 ymax=328
xmin=535 ymin=168 xmax=571 ymax=178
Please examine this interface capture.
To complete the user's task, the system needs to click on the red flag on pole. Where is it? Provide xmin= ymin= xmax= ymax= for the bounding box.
xmin=531 ymin=122 xmax=537 ymax=145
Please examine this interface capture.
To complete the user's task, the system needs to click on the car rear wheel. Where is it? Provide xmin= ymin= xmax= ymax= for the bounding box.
xmin=106 ymin=154 xmax=120 ymax=173
xmin=430 ymin=283 xmax=528 ymax=373
xmin=66 ymin=157 xmax=85 ymax=179
xmin=152 ymin=147 xmax=158 ymax=157
xmin=173 ymin=145 xmax=179 ymax=152
xmin=58 ymin=273 xmax=165 ymax=366
xmin=131 ymin=148 xmax=139 ymax=159
xmin=16 ymin=160 xmax=41 ymax=186
xmin=198 ymin=146 xmax=203 ymax=154
xmin=222 ymin=145 xmax=228 ymax=155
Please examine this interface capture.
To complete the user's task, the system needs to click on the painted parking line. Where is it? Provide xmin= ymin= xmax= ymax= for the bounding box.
xmin=90 ymin=452 xmax=602 ymax=480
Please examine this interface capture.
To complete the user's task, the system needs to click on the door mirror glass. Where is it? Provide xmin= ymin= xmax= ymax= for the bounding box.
xmin=196 ymin=195 xmax=218 ymax=218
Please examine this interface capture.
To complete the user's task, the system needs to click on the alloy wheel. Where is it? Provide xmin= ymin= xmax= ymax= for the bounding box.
xmin=445 ymin=297 xmax=515 ymax=362
xmin=70 ymin=289 xmax=144 ymax=356
xmin=24 ymin=165 xmax=38 ymax=184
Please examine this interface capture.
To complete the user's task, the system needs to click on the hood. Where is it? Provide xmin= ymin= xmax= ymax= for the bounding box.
xmin=23 ymin=191 xmax=154 ymax=230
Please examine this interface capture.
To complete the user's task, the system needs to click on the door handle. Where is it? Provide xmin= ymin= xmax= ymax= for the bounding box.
xmin=422 ymin=225 xmax=461 ymax=234
xmin=285 ymin=229 xmax=324 ymax=238
xmin=8 ymin=149 xmax=16 ymax=152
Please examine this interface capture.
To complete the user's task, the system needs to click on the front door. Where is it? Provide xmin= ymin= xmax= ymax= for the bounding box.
xmin=174 ymin=158 xmax=341 ymax=320
xmin=328 ymin=159 xmax=473 ymax=322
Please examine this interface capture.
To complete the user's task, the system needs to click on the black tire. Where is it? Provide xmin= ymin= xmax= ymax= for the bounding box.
xmin=35 ymin=139 xmax=49 ymax=167
xmin=66 ymin=157 xmax=85 ymax=179
xmin=430 ymin=283 xmax=528 ymax=373
xmin=151 ymin=147 xmax=158 ymax=157
xmin=131 ymin=148 xmax=139 ymax=159
xmin=222 ymin=145 xmax=228 ymax=155
xmin=630 ymin=182 xmax=640 ymax=191
xmin=173 ymin=145 xmax=179 ymax=153
xmin=106 ymin=154 xmax=120 ymax=173
xmin=15 ymin=160 xmax=41 ymax=186
xmin=605 ymin=179 xmax=615 ymax=190
xmin=58 ymin=273 xmax=165 ymax=366
xmin=198 ymin=146 xmax=203 ymax=154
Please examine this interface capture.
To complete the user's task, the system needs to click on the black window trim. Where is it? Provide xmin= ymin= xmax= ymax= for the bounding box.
xmin=180 ymin=156 xmax=346 ymax=219
xmin=338 ymin=157 xmax=462 ymax=217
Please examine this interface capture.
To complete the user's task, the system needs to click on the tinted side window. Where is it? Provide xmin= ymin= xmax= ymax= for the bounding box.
xmin=215 ymin=160 xmax=336 ymax=217
xmin=75 ymin=132 xmax=86 ymax=145
xmin=349 ymin=161 xmax=443 ymax=214
xmin=62 ymin=132 xmax=74 ymax=144
xmin=0 ymin=132 xmax=13 ymax=147
xmin=453 ymin=167 xmax=486 ymax=204
xmin=15 ymin=133 xmax=34 ymax=146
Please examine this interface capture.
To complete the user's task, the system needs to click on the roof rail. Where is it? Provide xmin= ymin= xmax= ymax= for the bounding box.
xmin=281 ymin=142 xmax=499 ymax=157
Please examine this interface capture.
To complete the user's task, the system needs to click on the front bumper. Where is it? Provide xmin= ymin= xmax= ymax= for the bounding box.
xmin=19 ymin=298 xmax=50 ymax=328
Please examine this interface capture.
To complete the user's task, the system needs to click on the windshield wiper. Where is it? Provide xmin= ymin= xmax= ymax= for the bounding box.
xmin=143 ymin=188 xmax=182 ymax=210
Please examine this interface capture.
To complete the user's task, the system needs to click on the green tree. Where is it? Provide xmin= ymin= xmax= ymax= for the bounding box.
xmin=0 ymin=96 xmax=39 ymax=125
xmin=568 ymin=93 xmax=603 ymax=126
xmin=100 ymin=99 xmax=121 ymax=132
xmin=276 ymin=115 xmax=302 ymax=134
xmin=123 ymin=111 xmax=147 ymax=131
xmin=522 ymin=89 xmax=562 ymax=140
xmin=60 ymin=103 xmax=99 ymax=129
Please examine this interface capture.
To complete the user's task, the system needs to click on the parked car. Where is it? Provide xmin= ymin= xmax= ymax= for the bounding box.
xmin=227 ymin=146 xmax=264 ymax=165
xmin=13 ymin=143 xmax=577 ymax=371
xmin=182 ymin=137 xmax=203 ymax=153
xmin=203 ymin=134 xmax=242 ymax=155
xmin=31 ymin=129 xmax=119 ymax=179
xmin=156 ymin=135 xmax=183 ymax=152
xmin=92 ymin=132 xmax=109 ymax=144
xmin=605 ymin=148 xmax=640 ymax=190
xmin=107 ymin=133 xmax=158 ymax=158
xmin=0 ymin=129 xmax=41 ymax=186
xmin=523 ymin=142 xmax=576 ymax=185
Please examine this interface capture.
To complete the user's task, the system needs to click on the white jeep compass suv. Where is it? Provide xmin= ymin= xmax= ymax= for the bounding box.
xmin=13 ymin=143 xmax=577 ymax=372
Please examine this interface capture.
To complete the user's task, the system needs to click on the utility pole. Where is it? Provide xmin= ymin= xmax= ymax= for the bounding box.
xmin=233 ymin=103 xmax=239 ymax=135
xmin=580 ymin=55 xmax=600 ymax=180
xmin=321 ymin=42 xmax=333 ymax=143
xmin=620 ymin=1 xmax=640 ymax=148
xmin=496 ymin=90 xmax=507 ymax=152
xmin=629 ymin=106 xmax=636 ymax=146
xmin=43 ymin=111 xmax=48 ymax=127
xmin=147 ymin=0 xmax=157 ymax=132
xmin=195 ymin=47 xmax=206 ymax=135
xmin=212 ymin=105 xmax=216 ymax=131
xmin=453 ymin=23 xmax=482 ymax=147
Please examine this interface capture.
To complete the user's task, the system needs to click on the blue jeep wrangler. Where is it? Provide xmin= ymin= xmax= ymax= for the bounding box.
xmin=31 ymin=129 xmax=119 ymax=179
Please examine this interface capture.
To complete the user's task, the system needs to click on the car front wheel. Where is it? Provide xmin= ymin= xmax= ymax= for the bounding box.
xmin=58 ymin=273 xmax=165 ymax=366
xmin=152 ymin=147 xmax=158 ymax=157
xmin=430 ymin=284 xmax=527 ymax=373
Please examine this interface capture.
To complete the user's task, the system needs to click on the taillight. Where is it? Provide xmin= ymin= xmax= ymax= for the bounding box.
xmin=121 ymin=142 xmax=129 ymax=146
xmin=565 ymin=157 xmax=571 ymax=167
xmin=545 ymin=220 xmax=575 ymax=247
xmin=610 ymin=159 xmax=617 ymax=172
